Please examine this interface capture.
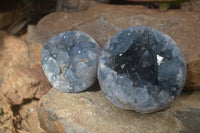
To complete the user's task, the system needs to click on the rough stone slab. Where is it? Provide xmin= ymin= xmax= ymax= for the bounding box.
xmin=0 ymin=31 xmax=50 ymax=132
xmin=0 ymin=31 xmax=51 ymax=105
xmin=38 ymin=87 xmax=200 ymax=133
xmin=182 ymin=0 xmax=200 ymax=12
xmin=26 ymin=4 xmax=200 ymax=90
xmin=0 ymin=10 xmax=23 ymax=29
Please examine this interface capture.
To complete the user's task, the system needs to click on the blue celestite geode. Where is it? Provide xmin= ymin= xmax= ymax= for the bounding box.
xmin=41 ymin=31 xmax=100 ymax=92
xmin=98 ymin=26 xmax=187 ymax=113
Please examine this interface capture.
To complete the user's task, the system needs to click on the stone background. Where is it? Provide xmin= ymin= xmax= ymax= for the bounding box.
xmin=0 ymin=1 xmax=200 ymax=133
xmin=27 ymin=4 xmax=200 ymax=90
xmin=34 ymin=4 xmax=200 ymax=133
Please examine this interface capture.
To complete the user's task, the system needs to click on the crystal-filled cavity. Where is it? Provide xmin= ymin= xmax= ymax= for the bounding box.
xmin=98 ymin=26 xmax=187 ymax=113
xmin=41 ymin=31 xmax=100 ymax=92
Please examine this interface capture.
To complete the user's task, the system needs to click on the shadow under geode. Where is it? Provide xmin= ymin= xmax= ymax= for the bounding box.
xmin=83 ymin=80 xmax=101 ymax=92
xmin=175 ymin=108 xmax=200 ymax=133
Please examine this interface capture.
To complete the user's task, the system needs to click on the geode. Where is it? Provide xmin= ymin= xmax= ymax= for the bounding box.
xmin=41 ymin=31 xmax=100 ymax=92
xmin=98 ymin=26 xmax=187 ymax=113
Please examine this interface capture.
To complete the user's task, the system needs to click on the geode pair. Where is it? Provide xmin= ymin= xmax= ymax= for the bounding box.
xmin=41 ymin=26 xmax=187 ymax=113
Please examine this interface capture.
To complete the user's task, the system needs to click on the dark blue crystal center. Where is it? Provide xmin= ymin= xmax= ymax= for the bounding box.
xmin=98 ymin=26 xmax=187 ymax=113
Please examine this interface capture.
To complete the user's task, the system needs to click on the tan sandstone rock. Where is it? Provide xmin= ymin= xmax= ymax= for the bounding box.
xmin=0 ymin=31 xmax=50 ymax=132
xmin=0 ymin=95 xmax=14 ymax=133
xmin=26 ymin=4 xmax=200 ymax=90
xmin=182 ymin=0 xmax=200 ymax=12
xmin=0 ymin=31 xmax=51 ymax=105
xmin=38 ymin=87 xmax=200 ymax=133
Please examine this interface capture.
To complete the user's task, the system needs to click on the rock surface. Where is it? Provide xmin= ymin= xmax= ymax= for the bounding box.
xmin=0 ymin=96 xmax=14 ymax=133
xmin=0 ymin=31 xmax=50 ymax=132
xmin=26 ymin=4 xmax=200 ymax=90
xmin=0 ymin=31 xmax=51 ymax=105
xmin=182 ymin=0 xmax=200 ymax=12
xmin=0 ymin=10 xmax=23 ymax=29
xmin=56 ymin=0 xmax=99 ymax=12
xmin=38 ymin=87 xmax=200 ymax=133
xmin=98 ymin=26 xmax=187 ymax=113
xmin=41 ymin=31 xmax=100 ymax=92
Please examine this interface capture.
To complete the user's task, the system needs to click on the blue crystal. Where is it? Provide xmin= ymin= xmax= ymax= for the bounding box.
xmin=98 ymin=26 xmax=187 ymax=113
xmin=41 ymin=31 xmax=100 ymax=92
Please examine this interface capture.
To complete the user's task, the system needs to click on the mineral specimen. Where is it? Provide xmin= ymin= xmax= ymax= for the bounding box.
xmin=41 ymin=31 xmax=100 ymax=92
xmin=98 ymin=26 xmax=187 ymax=113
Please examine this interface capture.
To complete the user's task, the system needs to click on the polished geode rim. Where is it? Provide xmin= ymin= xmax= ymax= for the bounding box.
xmin=98 ymin=26 xmax=187 ymax=113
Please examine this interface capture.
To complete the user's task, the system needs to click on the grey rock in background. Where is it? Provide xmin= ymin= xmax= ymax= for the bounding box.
xmin=41 ymin=31 xmax=100 ymax=92
xmin=98 ymin=26 xmax=187 ymax=113
xmin=56 ymin=0 xmax=99 ymax=12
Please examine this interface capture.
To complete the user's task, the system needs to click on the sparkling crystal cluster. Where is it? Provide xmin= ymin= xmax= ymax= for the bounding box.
xmin=41 ymin=31 xmax=100 ymax=92
xmin=98 ymin=26 xmax=187 ymax=113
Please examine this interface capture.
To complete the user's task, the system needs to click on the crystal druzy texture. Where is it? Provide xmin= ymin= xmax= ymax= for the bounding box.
xmin=98 ymin=26 xmax=187 ymax=113
xmin=41 ymin=31 xmax=100 ymax=92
